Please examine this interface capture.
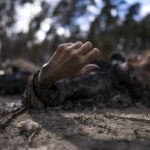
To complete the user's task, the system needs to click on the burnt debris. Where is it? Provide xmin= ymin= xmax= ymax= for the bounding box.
xmin=0 ymin=54 xmax=150 ymax=108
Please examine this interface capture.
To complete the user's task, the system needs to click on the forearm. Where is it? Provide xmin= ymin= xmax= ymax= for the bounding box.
xmin=22 ymin=41 xmax=100 ymax=109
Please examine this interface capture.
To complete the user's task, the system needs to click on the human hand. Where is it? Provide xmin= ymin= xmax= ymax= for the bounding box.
xmin=38 ymin=41 xmax=100 ymax=88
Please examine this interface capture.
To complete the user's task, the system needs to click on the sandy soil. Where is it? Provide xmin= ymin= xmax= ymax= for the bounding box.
xmin=0 ymin=96 xmax=150 ymax=150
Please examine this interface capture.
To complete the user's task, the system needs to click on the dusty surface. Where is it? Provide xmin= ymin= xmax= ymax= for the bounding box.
xmin=0 ymin=96 xmax=150 ymax=150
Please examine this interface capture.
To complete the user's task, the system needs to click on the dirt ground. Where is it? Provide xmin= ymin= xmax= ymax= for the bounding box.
xmin=0 ymin=96 xmax=150 ymax=150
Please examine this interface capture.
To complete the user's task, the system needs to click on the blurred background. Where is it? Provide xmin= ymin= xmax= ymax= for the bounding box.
xmin=0 ymin=0 xmax=150 ymax=66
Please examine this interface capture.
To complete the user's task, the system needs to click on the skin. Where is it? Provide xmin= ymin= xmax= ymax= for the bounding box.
xmin=38 ymin=41 xmax=100 ymax=88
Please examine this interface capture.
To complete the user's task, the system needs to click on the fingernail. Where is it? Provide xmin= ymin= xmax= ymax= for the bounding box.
xmin=86 ymin=41 xmax=92 ymax=48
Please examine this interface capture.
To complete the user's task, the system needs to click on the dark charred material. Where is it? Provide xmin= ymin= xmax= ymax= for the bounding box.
xmin=1 ymin=56 xmax=150 ymax=109
xmin=0 ymin=72 xmax=31 ymax=95
xmin=47 ymin=57 xmax=149 ymax=109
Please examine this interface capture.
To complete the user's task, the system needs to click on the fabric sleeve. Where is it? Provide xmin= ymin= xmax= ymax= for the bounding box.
xmin=22 ymin=71 xmax=58 ymax=109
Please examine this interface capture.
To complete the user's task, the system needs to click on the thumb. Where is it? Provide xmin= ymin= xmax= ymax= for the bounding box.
xmin=79 ymin=64 xmax=100 ymax=76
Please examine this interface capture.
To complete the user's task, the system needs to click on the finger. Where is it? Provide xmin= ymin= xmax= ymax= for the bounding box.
xmin=68 ymin=41 xmax=83 ymax=49
xmin=77 ymin=41 xmax=92 ymax=55
xmin=57 ymin=43 xmax=73 ymax=51
xmin=83 ymin=48 xmax=100 ymax=64
xmin=79 ymin=64 xmax=100 ymax=76
xmin=64 ymin=43 xmax=74 ymax=47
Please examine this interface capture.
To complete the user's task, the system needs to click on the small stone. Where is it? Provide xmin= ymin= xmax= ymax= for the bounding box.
xmin=17 ymin=119 xmax=41 ymax=134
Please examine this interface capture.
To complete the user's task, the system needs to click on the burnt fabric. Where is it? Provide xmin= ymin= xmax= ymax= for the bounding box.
xmin=22 ymin=71 xmax=59 ymax=109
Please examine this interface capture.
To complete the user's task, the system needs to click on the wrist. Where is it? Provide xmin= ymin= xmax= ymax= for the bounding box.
xmin=37 ymin=64 xmax=55 ymax=88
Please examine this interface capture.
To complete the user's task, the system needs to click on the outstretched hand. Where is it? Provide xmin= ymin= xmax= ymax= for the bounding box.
xmin=38 ymin=41 xmax=100 ymax=88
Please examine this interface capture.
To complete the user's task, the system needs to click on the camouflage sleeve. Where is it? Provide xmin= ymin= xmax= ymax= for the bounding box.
xmin=22 ymin=71 xmax=58 ymax=109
